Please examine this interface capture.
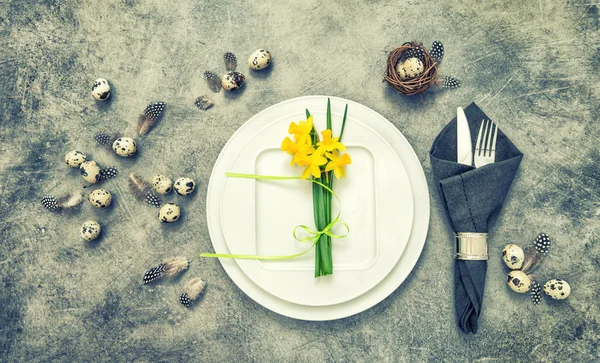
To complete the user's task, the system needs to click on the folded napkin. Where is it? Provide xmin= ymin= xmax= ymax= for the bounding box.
xmin=430 ymin=102 xmax=523 ymax=334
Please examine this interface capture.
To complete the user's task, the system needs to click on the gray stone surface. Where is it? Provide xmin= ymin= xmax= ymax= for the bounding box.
xmin=1 ymin=0 xmax=599 ymax=361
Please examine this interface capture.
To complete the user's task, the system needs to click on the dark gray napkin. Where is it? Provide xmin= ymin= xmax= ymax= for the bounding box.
xmin=430 ymin=102 xmax=523 ymax=334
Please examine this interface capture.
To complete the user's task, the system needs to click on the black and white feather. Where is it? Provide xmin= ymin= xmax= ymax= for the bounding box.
xmin=143 ymin=256 xmax=189 ymax=284
xmin=224 ymin=52 xmax=237 ymax=71
xmin=42 ymin=193 xmax=83 ymax=211
xmin=535 ymin=233 xmax=551 ymax=255
xmin=179 ymin=277 xmax=207 ymax=308
xmin=138 ymin=102 xmax=166 ymax=136
xmin=204 ymin=71 xmax=222 ymax=93
xmin=530 ymin=280 xmax=542 ymax=305
xmin=94 ymin=132 xmax=114 ymax=146
xmin=430 ymin=41 xmax=444 ymax=63
xmin=442 ymin=76 xmax=461 ymax=89
xmin=100 ymin=167 xmax=119 ymax=180
xmin=41 ymin=195 xmax=59 ymax=211
xmin=143 ymin=263 xmax=165 ymax=284
xmin=404 ymin=45 xmax=425 ymax=62
xmin=145 ymin=192 xmax=161 ymax=208
xmin=195 ymin=95 xmax=213 ymax=111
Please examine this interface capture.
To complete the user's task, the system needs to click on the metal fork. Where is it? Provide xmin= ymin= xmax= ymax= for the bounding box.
xmin=474 ymin=119 xmax=498 ymax=168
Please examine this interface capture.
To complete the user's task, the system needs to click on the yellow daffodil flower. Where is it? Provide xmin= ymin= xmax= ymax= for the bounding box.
xmin=295 ymin=151 xmax=327 ymax=180
xmin=325 ymin=151 xmax=352 ymax=180
xmin=316 ymin=129 xmax=346 ymax=154
xmin=288 ymin=116 xmax=313 ymax=138
xmin=281 ymin=136 xmax=313 ymax=155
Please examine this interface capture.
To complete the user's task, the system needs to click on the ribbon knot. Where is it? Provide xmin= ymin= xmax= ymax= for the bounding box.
xmin=293 ymin=219 xmax=349 ymax=243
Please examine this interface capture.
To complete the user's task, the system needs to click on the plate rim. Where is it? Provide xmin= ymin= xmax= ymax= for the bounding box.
xmin=206 ymin=95 xmax=430 ymax=321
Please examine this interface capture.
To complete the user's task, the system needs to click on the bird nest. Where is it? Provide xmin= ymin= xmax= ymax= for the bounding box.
xmin=384 ymin=42 xmax=439 ymax=96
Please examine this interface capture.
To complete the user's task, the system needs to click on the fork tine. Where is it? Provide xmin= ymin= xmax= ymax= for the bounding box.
xmin=491 ymin=121 xmax=499 ymax=153
xmin=476 ymin=120 xmax=485 ymax=155
xmin=484 ymin=120 xmax=493 ymax=156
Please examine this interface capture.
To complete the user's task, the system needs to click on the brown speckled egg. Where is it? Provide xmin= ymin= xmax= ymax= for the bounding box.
xmin=159 ymin=203 xmax=181 ymax=223
xmin=507 ymin=270 xmax=531 ymax=293
xmin=152 ymin=175 xmax=173 ymax=195
xmin=112 ymin=137 xmax=137 ymax=157
xmin=544 ymin=279 xmax=570 ymax=300
xmin=80 ymin=160 xmax=101 ymax=184
xmin=92 ymin=78 xmax=111 ymax=101
xmin=65 ymin=150 xmax=87 ymax=168
xmin=221 ymin=72 xmax=245 ymax=91
xmin=88 ymin=189 xmax=112 ymax=208
xmin=80 ymin=220 xmax=101 ymax=241
xmin=247 ymin=49 xmax=271 ymax=70
xmin=395 ymin=62 xmax=408 ymax=80
xmin=403 ymin=57 xmax=424 ymax=78
xmin=174 ymin=177 xmax=196 ymax=196
xmin=502 ymin=244 xmax=524 ymax=270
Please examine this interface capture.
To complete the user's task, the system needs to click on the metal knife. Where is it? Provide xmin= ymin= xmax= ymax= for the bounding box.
xmin=456 ymin=107 xmax=473 ymax=166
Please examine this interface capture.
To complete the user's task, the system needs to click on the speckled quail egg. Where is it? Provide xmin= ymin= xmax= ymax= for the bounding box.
xmin=507 ymin=270 xmax=531 ymax=293
xmin=395 ymin=62 xmax=408 ymax=79
xmin=502 ymin=244 xmax=525 ymax=270
xmin=247 ymin=49 xmax=272 ymax=70
xmin=88 ymin=189 xmax=112 ymax=208
xmin=174 ymin=177 xmax=196 ymax=196
xmin=80 ymin=220 xmax=101 ymax=241
xmin=65 ymin=150 xmax=87 ymax=168
xmin=80 ymin=160 xmax=102 ymax=184
xmin=112 ymin=137 xmax=137 ymax=157
xmin=544 ymin=279 xmax=570 ymax=300
xmin=152 ymin=175 xmax=173 ymax=195
xmin=221 ymin=72 xmax=245 ymax=91
xmin=403 ymin=57 xmax=424 ymax=78
xmin=92 ymin=78 xmax=111 ymax=101
xmin=159 ymin=203 xmax=181 ymax=223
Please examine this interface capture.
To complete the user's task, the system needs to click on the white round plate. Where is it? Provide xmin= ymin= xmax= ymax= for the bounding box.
xmin=218 ymin=100 xmax=413 ymax=306
xmin=206 ymin=96 xmax=430 ymax=321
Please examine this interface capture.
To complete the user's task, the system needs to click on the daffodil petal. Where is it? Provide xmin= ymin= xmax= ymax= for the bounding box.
xmin=334 ymin=167 xmax=341 ymax=180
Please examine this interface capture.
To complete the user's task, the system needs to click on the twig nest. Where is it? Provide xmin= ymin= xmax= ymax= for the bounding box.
xmin=159 ymin=203 xmax=181 ymax=223
xmin=112 ymin=137 xmax=137 ymax=157
xmin=92 ymin=78 xmax=111 ymax=101
xmin=507 ymin=270 xmax=531 ymax=293
xmin=502 ymin=244 xmax=524 ymax=270
xmin=174 ymin=177 xmax=196 ymax=196
xmin=88 ymin=189 xmax=112 ymax=208
xmin=81 ymin=220 xmax=101 ymax=241
xmin=384 ymin=41 xmax=438 ymax=96
xmin=247 ymin=49 xmax=272 ymax=70
xmin=221 ymin=72 xmax=245 ymax=91
xmin=80 ymin=160 xmax=101 ymax=184
xmin=152 ymin=175 xmax=173 ymax=194
xmin=544 ymin=279 xmax=570 ymax=300
xmin=65 ymin=150 xmax=87 ymax=168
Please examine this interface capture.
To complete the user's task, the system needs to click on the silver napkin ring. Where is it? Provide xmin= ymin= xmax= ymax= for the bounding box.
xmin=455 ymin=232 xmax=488 ymax=260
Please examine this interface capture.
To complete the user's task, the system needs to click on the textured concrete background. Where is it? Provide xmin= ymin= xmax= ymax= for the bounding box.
xmin=1 ymin=0 xmax=599 ymax=361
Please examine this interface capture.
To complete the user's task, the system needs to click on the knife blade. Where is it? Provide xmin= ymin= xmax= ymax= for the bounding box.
xmin=456 ymin=107 xmax=473 ymax=166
